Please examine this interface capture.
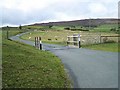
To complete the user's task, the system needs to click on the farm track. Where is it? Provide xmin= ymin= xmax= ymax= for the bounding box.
xmin=10 ymin=32 xmax=119 ymax=88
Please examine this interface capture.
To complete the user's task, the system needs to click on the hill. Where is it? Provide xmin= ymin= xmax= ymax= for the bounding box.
xmin=30 ymin=18 xmax=119 ymax=27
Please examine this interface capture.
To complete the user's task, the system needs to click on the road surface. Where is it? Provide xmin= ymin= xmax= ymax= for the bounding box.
xmin=10 ymin=33 xmax=118 ymax=88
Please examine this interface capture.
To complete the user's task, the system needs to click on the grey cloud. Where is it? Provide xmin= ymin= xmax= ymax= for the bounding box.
xmin=49 ymin=1 xmax=89 ymax=16
xmin=2 ymin=1 xmax=91 ymax=26
xmin=1 ymin=1 xmax=118 ymax=26
xmin=2 ymin=7 xmax=56 ymax=25
xmin=2 ymin=8 xmax=27 ymax=25
xmin=119 ymin=1 xmax=120 ymax=18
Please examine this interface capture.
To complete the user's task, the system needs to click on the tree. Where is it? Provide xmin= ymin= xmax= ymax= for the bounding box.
xmin=7 ymin=26 xmax=9 ymax=28
xmin=19 ymin=25 xmax=22 ymax=30
xmin=49 ymin=25 xmax=53 ymax=28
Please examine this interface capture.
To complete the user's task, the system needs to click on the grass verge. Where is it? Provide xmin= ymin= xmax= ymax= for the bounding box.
xmin=82 ymin=43 xmax=119 ymax=52
xmin=2 ymin=29 xmax=71 ymax=88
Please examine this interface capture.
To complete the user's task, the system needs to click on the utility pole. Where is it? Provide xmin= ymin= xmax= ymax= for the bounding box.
xmin=89 ymin=18 xmax=90 ymax=31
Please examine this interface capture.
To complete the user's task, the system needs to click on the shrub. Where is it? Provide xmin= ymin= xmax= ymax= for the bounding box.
xmin=48 ymin=38 xmax=52 ymax=41
xmin=49 ymin=25 xmax=53 ymax=28
xmin=110 ymin=28 xmax=116 ymax=31
xmin=64 ymin=27 xmax=70 ymax=30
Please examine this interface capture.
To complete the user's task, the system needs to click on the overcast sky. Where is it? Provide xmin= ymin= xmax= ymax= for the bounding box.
xmin=1 ymin=0 xmax=119 ymax=26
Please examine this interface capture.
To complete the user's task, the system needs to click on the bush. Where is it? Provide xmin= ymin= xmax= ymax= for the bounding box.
xmin=19 ymin=25 xmax=22 ymax=30
xmin=110 ymin=28 xmax=116 ymax=31
xmin=49 ymin=25 xmax=53 ymax=28
xmin=64 ymin=27 xmax=70 ymax=30
xmin=28 ymin=28 xmax=31 ymax=29
xmin=70 ymin=29 xmax=89 ymax=31
xmin=48 ymin=38 xmax=52 ymax=41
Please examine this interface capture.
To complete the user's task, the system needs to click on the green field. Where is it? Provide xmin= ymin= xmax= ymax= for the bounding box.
xmin=50 ymin=24 xmax=118 ymax=33
xmin=52 ymin=24 xmax=118 ymax=33
xmin=20 ymin=27 xmax=119 ymax=52
xmin=20 ymin=30 xmax=82 ymax=45
xmin=22 ymin=23 xmax=119 ymax=33
xmin=92 ymin=24 xmax=118 ymax=32
xmin=2 ymin=28 xmax=71 ymax=88
xmin=23 ymin=25 xmax=47 ymax=30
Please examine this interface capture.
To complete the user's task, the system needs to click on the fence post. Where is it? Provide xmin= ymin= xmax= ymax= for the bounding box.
xmin=78 ymin=34 xmax=81 ymax=48
xmin=37 ymin=37 xmax=39 ymax=48
xmin=73 ymin=34 xmax=77 ymax=46
xmin=36 ymin=37 xmax=38 ymax=48
xmin=67 ymin=37 xmax=69 ymax=46
xmin=7 ymin=30 xmax=9 ymax=39
xmin=6 ymin=26 xmax=9 ymax=39
xmin=100 ymin=36 xmax=102 ymax=44
xmin=35 ymin=37 xmax=36 ymax=47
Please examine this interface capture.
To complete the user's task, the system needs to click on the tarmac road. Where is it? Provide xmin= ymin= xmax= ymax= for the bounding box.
xmin=10 ymin=33 xmax=118 ymax=88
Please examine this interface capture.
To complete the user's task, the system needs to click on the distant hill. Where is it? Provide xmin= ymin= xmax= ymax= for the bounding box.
xmin=29 ymin=18 xmax=119 ymax=27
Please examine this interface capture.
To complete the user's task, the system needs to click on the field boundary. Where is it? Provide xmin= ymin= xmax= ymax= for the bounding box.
xmin=67 ymin=34 xmax=120 ymax=48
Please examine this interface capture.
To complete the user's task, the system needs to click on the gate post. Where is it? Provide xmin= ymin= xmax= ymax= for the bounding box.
xmin=78 ymin=34 xmax=81 ymax=48
xmin=35 ymin=37 xmax=42 ymax=50
xmin=39 ymin=37 xmax=42 ymax=50
xmin=35 ymin=37 xmax=36 ymax=47
xmin=67 ymin=37 xmax=70 ymax=46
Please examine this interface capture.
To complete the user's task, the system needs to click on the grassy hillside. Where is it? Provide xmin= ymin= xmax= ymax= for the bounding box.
xmin=23 ymin=18 xmax=119 ymax=33
xmin=2 ymin=28 xmax=71 ymax=88
xmin=32 ymin=19 xmax=119 ymax=27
